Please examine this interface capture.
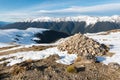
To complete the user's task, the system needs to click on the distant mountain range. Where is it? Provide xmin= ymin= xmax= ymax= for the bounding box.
xmin=1 ymin=15 xmax=120 ymax=34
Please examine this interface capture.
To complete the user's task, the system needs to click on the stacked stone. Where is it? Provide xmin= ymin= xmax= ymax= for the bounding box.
xmin=57 ymin=33 xmax=109 ymax=57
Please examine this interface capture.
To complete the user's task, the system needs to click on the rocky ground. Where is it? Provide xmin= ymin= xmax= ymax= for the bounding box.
xmin=0 ymin=33 xmax=120 ymax=80
xmin=0 ymin=54 xmax=120 ymax=80
xmin=57 ymin=33 xmax=110 ymax=64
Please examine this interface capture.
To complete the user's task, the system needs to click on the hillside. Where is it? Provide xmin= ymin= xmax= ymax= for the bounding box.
xmin=0 ymin=30 xmax=120 ymax=80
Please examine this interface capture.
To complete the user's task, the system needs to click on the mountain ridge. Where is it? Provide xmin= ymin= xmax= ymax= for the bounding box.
xmin=24 ymin=15 xmax=120 ymax=25
xmin=1 ymin=15 xmax=120 ymax=35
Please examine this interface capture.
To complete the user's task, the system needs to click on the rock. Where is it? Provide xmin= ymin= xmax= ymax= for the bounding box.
xmin=57 ymin=33 xmax=110 ymax=64
xmin=108 ymin=62 xmax=120 ymax=70
xmin=84 ymin=54 xmax=96 ymax=61
xmin=74 ymin=55 xmax=96 ymax=65
xmin=57 ymin=33 xmax=109 ymax=57
xmin=48 ymin=54 xmax=60 ymax=61
xmin=74 ymin=56 xmax=82 ymax=63
xmin=75 ymin=65 xmax=85 ymax=72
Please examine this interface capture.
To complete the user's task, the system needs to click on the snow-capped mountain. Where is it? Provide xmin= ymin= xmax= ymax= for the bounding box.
xmin=1 ymin=15 xmax=120 ymax=34
xmin=27 ymin=15 xmax=120 ymax=25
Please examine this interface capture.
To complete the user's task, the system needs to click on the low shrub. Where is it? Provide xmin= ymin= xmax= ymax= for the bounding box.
xmin=66 ymin=65 xmax=77 ymax=73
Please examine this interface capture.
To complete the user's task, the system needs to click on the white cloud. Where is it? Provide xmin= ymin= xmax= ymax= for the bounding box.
xmin=0 ymin=3 xmax=120 ymax=22
xmin=37 ymin=3 xmax=120 ymax=13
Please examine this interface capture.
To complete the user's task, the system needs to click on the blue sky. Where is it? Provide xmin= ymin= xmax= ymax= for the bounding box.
xmin=0 ymin=0 xmax=120 ymax=22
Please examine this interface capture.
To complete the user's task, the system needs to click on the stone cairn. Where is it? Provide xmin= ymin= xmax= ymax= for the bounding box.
xmin=57 ymin=33 xmax=109 ymax=58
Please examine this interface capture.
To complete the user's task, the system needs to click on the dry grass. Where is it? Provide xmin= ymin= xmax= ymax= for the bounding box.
xmin=106 ymin=52 xmax=115 ymax=57
xmin=0 ymin=58 xmax=7 ymax=62
xmin=74 ymin=56 xmax=82 ymax=63
xmin=0 ymin=45 xmax=55 ymax=56
xmin=25 ymin=59 xmax=34 ymax=63
xmin=102 ymin=39 xmax=108 ymax=41
xmin=0 ymin=56 xmax=15 ymax=62
xmin=0 ymin=55 xmax=120 ymax=80
xmin=10 ymin=65 xmax=26 ymax=75
xmin=0 ymin=45 xmax=19 ymax=51
xmin=98 ymin=29 xmax=120 ymax=35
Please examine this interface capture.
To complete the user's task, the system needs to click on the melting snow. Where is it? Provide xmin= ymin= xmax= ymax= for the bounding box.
xmin=0 ymin=47 xmax=77 ymax=66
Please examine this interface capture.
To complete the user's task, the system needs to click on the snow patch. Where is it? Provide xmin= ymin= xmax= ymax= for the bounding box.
xmin=0 ymin=47 xmax=77 ymax=66
xmin=32 ymin=37 xmax=41 ymax=41
xmin=86 ymin=32 xmax=120 ymax=65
